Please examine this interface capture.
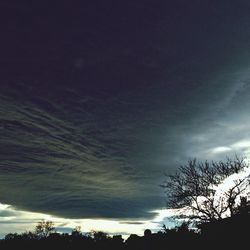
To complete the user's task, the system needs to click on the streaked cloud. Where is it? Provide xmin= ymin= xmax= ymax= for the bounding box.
xmin=1 ymin=0 xmax=250 ymax=237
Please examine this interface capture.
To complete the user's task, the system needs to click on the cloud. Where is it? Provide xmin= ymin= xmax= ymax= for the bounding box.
xmin=0 ymin=85 xmax=163 ymax=219
xmin=0 ymin=202 xmax=164 ymax=238
xmin=119 ymin=221 xmax=144 ymax=225
xmin=231 ymin=140 xmax=250 ymax=150
xmin=209 ymin=147 xmax=232 ymax=154
xmin=2 ymin=64 xmax=250 ymax=221
xmin=2 ymin=1 xmax=250 ymax=234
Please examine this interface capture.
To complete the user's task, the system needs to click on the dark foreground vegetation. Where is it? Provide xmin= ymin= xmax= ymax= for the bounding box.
xmin=0 ymin=212 xmax=249 ymax=250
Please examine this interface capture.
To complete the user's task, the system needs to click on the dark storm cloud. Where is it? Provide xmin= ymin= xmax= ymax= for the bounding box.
xmin=1 ymin=0 xmax=250 ymax=220
xmin=119 ymin=221 xmax=144 ymax=225
xmin=0 ymin=84 xmax=163 ymax=219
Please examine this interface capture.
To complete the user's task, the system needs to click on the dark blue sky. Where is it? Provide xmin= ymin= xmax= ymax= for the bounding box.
xmin=1 ymin=0 xmax=250 ymax=223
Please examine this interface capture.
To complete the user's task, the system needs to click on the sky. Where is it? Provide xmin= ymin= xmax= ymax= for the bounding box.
xmin=1 ymin=0 xmax=250 ymax=237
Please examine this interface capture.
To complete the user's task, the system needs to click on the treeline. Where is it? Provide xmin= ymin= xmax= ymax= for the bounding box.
xmin=0 ymin=213 xmax=249 ymax=250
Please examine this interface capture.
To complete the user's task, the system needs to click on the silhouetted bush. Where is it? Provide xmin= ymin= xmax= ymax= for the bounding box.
xmin=0 ymin=214 xmax=249 ymax=249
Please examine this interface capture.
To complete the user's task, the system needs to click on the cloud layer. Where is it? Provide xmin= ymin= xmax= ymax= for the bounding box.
xmin=1 ymin=0 xmax=250 ymax=226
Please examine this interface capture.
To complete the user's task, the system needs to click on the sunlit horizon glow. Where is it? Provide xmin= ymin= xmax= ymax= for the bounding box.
xmin=0 ymin=203 xmax=179 ymax=239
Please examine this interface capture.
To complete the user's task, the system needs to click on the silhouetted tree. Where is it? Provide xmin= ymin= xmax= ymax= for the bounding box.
xmin=71 ymin=226 xmax=82 ymax=237
xmin=144 ymin=229 xmax=152 ymax=238
xmin=4 ymin=233 xmax=19 ymax=241
xmin=35 ymin=220 xmax=55 ymax=238
xmin=92 ymin=231 xmax=110 ymax=242
xmin=20 ymin=231 xmax=38 ymax=240
xmin=233 ymin=196 xmax=250 ymax=215
xmin=162 ymin=157 xmax=250 ymax=223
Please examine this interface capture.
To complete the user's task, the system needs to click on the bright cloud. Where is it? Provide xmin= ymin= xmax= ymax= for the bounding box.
xmin=209 ymin=146 xmax=232 ymax=154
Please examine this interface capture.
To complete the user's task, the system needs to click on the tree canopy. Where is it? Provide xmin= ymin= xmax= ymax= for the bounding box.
xmin=35 ymin=220 xmax=55 ymax=238
xmin=162 ymin=157 xmax=250 ymax=223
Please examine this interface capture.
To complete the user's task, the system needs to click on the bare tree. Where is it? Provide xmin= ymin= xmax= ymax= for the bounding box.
xmin=162 ymin=157 xmax=250 ymax=223
xmin=35 ymin=220 xmax=55 ymax=238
